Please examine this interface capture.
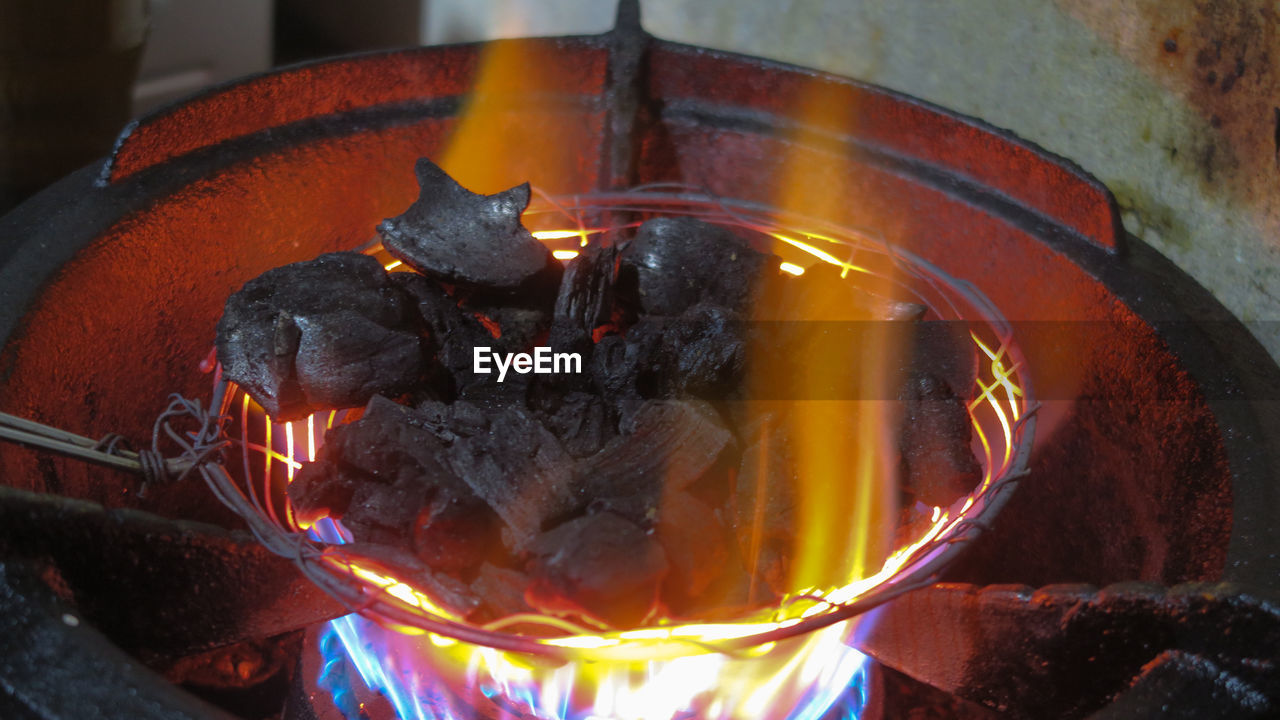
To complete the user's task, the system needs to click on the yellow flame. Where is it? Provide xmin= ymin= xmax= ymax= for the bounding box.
xmin=754 ymin=76 xmax=899 ymax=596
xmin=436 ymin=40 xmax=582 ymax=196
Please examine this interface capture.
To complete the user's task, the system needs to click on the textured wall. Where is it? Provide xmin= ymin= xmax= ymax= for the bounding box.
xmin=640 ymin=0 xmax=1280 ymax=361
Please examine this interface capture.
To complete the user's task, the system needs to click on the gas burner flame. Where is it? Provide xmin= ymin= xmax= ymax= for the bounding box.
xmin=308 ymin=497 xmax=875 ymax=720
xmin=320 ymin=617 xmax=872 ymax=720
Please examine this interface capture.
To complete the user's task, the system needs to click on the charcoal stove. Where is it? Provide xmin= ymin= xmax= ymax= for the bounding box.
xmin=1 ymin=2 xmax=1278 ymax=719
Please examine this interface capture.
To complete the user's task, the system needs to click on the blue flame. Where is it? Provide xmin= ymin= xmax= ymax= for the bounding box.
xmin=318 ymin=615 xmax=872 ymax=720
xmin=310 ymin=517 xmax=872 ymax=720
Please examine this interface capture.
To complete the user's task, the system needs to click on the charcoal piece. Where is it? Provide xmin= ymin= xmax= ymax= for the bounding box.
xmin=334 ymin=543 xmax=481 ymax=618
xmin=590 ymin=335 xmax=631 ymax=397
xmin=443 ymin=406 xmax=582 ymax=552
xmin=288 ymin=397 xmax=497 ymax=574
xmin=617 ymin=217 xmax=777 ymax=316
xmin=439 ymin=400 xmax=489 ymax=438
xmin=615 ymin=400 xmax=736 ymax=489
xmin=585 ymin=487 xmax=660 ymax=527
xmin=536 ymin=391 xmax=613 ymax=458
xmin=577 ymin=400 xmax=736 ymax=525
xmin=292 ymin=309 xmax=426 ymax=410
xmin=457 ymin=373 xmax=533 ymax=410
xmin=378 ymin=157 xmax=558 ymax=291
xmin=342 ymin=481 xmax=432 ymax=547
xmin=216 ymin=252 xmax=426 ymax=420
xmin=591 ymin=317 xmax=665 ymax=398
xmin=412 ymin=487 xmax=498 ymax=575
xmin=660 ymin=303 xmax=746 ymax=398
xmin=907 ymin=321 xmax=978 ymax=403
xmin=688 ymin=533 xmax=776 ymax=618
xmin=469 ymin=563 xmax=534 ymax=621
xmin=732 ymin=413 xmax=800 ymax=596
xmin=654 ymin=491 xmax=730 ymax=607
xmin=465 ymin=302 xmax=550 ymax=356
xmin=321 ymin=397 xmax=453 ymax=485
xmin=396 ymin=273 xmax=555 ymax=403
xmin=403 ymin=397 xmax=491 ymax=442
xmin=288 ymin=460 xmax=357 ymax=527
xmin=394 ymin=273 xmax=496 ymax=394
xmin=525 ymin=512 xmax=668 ymax=628
xmin=549 ymin=245 xmax=621 ymax=354
xmin=899 ymin=373 xmax=982 ymax=508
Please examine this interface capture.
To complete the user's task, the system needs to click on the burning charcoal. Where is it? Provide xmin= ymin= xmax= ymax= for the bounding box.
xmin=908 ymin=321 xmax=978 ymax=403
xmin=654 ymin=491 xmax=730 ymax=608
xmin=536 ymin=390 xmax=613 ymax=458
xmin=288 ymin=459 xmax=357 ymax=527
xmin=899 ymin=373 xmax=982 ymax=508
xmin=443 ymin=406 xmax=581 ymax=552
xmin=216 ymin=252 xmax=425 ymax=420
xmin=617 ymin=400 xmax=737 ymax=493
xmin=288 ymin=397 xmax=497 ymax=574
xmin=732 ymin=413 xmax=799 ymax=596
xmin=469 ymin=563 xmax=534 ymax=621
xmin=378 ymin=157 xmax=561 ymax=293
xmin=466 ymin=302 xmax=550 ymax=356
xmin=321 ymin=397 xmax=450 ymax=483
xmin=549 ymin=244 xmax=621 ymax=357
xmin=577 ymin=399 xmax=736 ymax=526
xmin=438 ymin=400 xmax=489 ymax=438
xmin=394 ymin=273 xmax=496 ymax=394
xmin=660 ymin=303 xmax=746 ymax=398
xmin=617 ymin=217 xmax=777 ymax=315
xmin=412 ymin=489 xmax=497 ymax=576
xmin=342 ymin=481 xmax=432 ymax=547
xmin=591 ymin=321 xmax=665 ymax=400
xmin=525 ymin=512 xmax=668 ymax=627
xmin=292 ymin=309 xmax=426 ymax=410
xmin=457 ymin=372 xmax=533 ymax=410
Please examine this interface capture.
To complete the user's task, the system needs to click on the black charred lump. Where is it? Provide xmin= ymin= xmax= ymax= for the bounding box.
xmin=216 ymin=252 xmax=425 ymax=421
xmin=549 ymin=244 xmax=620 ymax=359
xmin=659 ymin=304 xmax=746 ymax=398
xmin=899 ymin=373 xmax=983 ymax=508
xmin=617 ymin=217 xmax=777 ymax=315
xmin=378 ymin=158 xmax=560 ymax=293
xmin=287 ymin=397 xmax=496 ymax=573
xmin=441 ymin=405 xmax=582 ymax=553
xmin=393 ymin=273 xmax=496 ymax=397
xmin=578 ymin=400 xmax=737 ymax=528
xmin=525 ymin=512 xmax=668 ymax=628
